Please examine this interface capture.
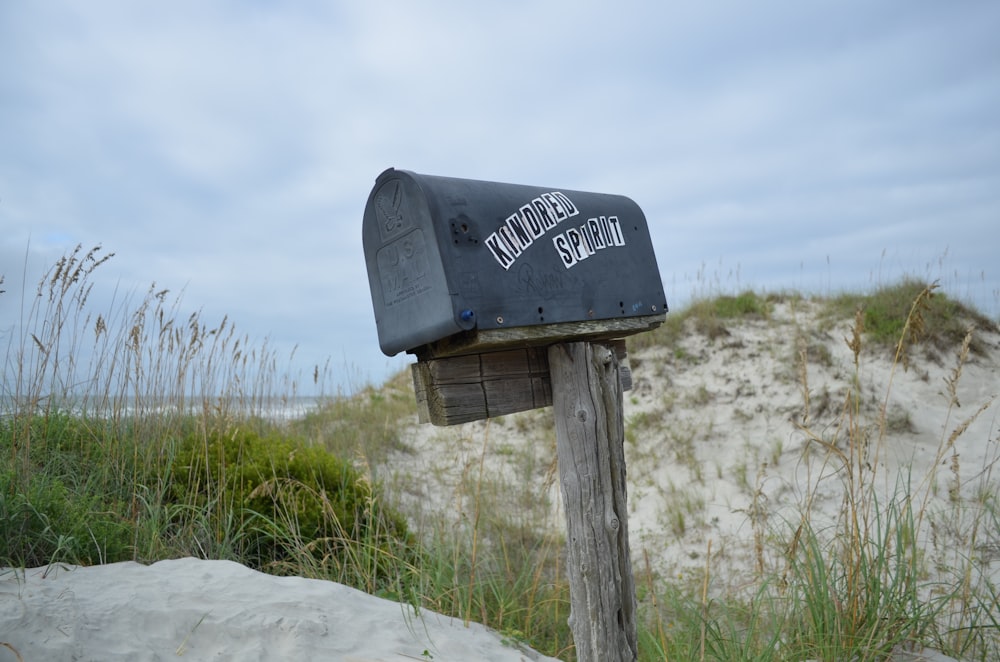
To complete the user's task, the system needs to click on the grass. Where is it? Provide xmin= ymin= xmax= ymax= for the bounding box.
xmin=3 ymin=246 xmax=999 ymax=660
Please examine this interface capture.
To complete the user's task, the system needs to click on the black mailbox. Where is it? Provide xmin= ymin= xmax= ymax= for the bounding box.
xmin=363 ymin=168 xmax=666 ymax=358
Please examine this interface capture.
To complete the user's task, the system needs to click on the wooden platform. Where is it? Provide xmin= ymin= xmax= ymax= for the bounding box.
xmin=411 ymin=313 xmax=664 ymax=361
xmin=412 ymin=340 xmax=634 ymax=426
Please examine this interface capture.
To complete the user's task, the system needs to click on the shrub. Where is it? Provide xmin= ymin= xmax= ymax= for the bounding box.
xmin=0 ymin=468 xmax=135 ymax=567
xmin=167 ymin=427 xmax=416 ymax=589
xmin=0 ymin=411 xmax=139 ymax=567
xmin=686 ymin=290 xmax=771 ymax=341
xmin=712 ymin=290 xmax=770 ymax=319
xmin=826 ymin=278 xmax=999 ymax=358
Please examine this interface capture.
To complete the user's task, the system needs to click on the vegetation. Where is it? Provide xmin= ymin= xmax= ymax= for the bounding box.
xmin=0 ymin=246 xmax=416 ymax=592
xmin=2 ymin=246 xmax=998 ymax=660
xmin=823 ymin=277 xmax=1000 ymax=360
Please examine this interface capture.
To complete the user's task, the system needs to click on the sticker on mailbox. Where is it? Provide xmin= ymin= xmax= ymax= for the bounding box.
xmin=485 ymin=191 xmax=627 ymax=271
xmin=551 ymin=215 xmax=625 ymax=269
xmin=485 ymin=191 xmax=578 ymax=271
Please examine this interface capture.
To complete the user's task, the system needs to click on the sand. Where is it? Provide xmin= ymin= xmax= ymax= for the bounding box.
xmin=388 ymin=300 xmax=1000 ymax=586
xmin=0 ymin=557 xmax=559 ymax=662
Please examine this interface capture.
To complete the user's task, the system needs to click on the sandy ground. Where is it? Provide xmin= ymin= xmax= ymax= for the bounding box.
xmin=0 ymin=558 xmax=559 ymax=662
xmin=390 ymin=301 xmax=1000 ymax=581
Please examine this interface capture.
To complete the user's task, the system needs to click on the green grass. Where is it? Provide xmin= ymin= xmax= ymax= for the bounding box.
xmin=631 ymin=289 xmax=783 ymax=350
xmin=823 ymin=278 xmax=1000 ymax=358
xmin=3 ymin=246 xmax=999 ymax=660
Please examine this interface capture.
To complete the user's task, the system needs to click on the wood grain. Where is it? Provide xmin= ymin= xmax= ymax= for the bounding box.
xmin=412 ymin=341 xmax=631 ymax=426
xmin=549 ymin=341 xmax=638 ymax=661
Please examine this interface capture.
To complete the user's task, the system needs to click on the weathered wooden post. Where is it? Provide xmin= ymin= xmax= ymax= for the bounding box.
xmin=362 ymin=168 xmax=665 ymax=661
xmin=549 ymin=341 xmax=637 ymax=659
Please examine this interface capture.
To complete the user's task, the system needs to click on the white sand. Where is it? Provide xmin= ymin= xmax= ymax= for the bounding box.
xmin=387 ymin=299 xmax=1000 ymax=592
xmin=0 ymin=558 xmax=559 ymax=662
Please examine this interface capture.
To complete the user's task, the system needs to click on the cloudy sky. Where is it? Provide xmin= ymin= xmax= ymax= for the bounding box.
xmin=2 ymin=1 xmax=999 ymax=393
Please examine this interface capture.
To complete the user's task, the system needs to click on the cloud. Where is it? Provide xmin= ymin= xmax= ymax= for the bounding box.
xmin=2 ymin=1 xmax=999 ymax=393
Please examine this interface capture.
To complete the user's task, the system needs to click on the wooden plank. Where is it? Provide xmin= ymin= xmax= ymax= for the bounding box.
xmin=412 ymin=360 xmax=430 ymax=424
xmin=479 ymin=348 xmax=534 ymax=376
xmin=428 ymin=382 xmax=488 ymax=425
xmin=412 ymin=348 xmax=549 ymax=426
xmin=483 ymin=377 xmax=539 ymax=417
xmin=412 ymin=313 xmax=664 ymax=360
xmin=412 ymin=360 xmax=485 ymax=425
xmin=549 ymin=341 xmax=638 ymax=661
xmin=423 ymin=354 xmax=482 ymax=382
xmin=412 ymin=344 xmax=633 ymax=426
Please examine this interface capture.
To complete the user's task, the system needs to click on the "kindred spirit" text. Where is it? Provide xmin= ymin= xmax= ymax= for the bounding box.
xmin=485 ymin=192 xmax=626 ymax=270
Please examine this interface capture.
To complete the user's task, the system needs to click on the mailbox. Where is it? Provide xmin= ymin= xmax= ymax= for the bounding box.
xmin=363 ymin=168 xmax=667 ymax=359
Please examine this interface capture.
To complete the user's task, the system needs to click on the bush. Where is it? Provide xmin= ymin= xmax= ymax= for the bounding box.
xmin=167 ymin=427 xmax=416 ymax=589
xmin=0 ymin=468 xmax=135 ymax=567
xmin=826 ymin=278 xmax=999 ymax=357
xmin=0 ymin=411 xmax=139 ymax=567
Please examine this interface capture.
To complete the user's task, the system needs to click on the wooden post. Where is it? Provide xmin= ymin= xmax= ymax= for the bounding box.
xmin=548 ymin=341 xmax=638 ymax=662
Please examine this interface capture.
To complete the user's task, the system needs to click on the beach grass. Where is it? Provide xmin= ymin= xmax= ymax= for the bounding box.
xmin=2 ymin=246 xmax=999 ymax=660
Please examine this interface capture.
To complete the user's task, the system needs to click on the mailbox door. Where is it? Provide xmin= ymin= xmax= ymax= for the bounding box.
xmin=363 ymin=171 xmax=472 ymax=356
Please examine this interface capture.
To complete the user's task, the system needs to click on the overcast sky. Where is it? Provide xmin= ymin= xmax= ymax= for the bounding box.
xmin=2 ymin=1 xmax=999 ymax=393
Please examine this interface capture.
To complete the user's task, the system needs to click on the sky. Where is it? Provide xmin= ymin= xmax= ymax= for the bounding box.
xmin=2 ymin=1 xmax=999 ymax=394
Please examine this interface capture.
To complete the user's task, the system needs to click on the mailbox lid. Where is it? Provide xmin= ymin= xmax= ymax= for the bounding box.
xmin=363 ymin=168 xmax=667 ymax=356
